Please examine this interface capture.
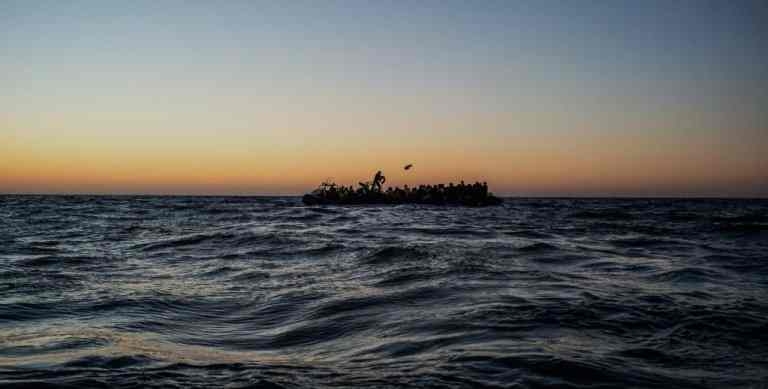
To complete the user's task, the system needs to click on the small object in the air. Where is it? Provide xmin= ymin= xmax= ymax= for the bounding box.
xmin=404 ymin=164 xmax=413 ymax=170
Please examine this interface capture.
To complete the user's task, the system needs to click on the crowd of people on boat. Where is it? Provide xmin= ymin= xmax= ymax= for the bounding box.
xmin=304 ymin=171 xmax=501 ymax=206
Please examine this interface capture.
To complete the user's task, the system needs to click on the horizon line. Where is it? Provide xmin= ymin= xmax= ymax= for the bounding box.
xmin=2 ymin=192 xmax=766 ymax=200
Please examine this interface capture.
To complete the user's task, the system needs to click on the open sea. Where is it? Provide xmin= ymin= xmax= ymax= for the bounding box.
xmin=1 ymin=195 xmax=767 ymax=388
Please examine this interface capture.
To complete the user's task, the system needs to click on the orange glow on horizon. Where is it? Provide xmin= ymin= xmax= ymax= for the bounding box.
xmin=2 ymin=105 xmax=765 ymax=196
xmin=3 ymin=124 xmax=765 ymax=196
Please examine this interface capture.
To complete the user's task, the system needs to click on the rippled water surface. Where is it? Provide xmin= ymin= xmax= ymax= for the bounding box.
xmin=1 ymin=196 xmax=767 ymax=388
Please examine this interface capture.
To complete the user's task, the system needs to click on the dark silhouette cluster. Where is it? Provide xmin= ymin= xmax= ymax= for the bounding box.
xmin=303 ymin=171 xmax=502 ymax=206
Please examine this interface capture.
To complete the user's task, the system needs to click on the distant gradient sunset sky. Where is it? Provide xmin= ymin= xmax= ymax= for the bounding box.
xmin=2 ymin=1 xmax=767 ymax=196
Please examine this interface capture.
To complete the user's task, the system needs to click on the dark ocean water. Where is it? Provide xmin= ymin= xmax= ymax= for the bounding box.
xmin=1 ymin=196 xmax=767 ymax=388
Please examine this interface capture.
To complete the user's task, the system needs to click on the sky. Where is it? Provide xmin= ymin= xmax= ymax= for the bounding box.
xmin=2 ymin=0 xmax=767 ymax=196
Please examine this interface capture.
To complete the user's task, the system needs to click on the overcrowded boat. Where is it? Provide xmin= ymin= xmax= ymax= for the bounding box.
xmin=302 ymin=170 xmax=502 ymax=206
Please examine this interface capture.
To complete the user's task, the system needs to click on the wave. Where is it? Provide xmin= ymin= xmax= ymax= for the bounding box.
xmin=308 ymin=286 xmax=450 ymax=322
xmin=15 ymin=255 xmax=99 ymax=268
xmin=502 ymin=229 xmax=554 ymax=239
xmin=711 ymin=222 xmax=768 ymax=234
xmin=568 ymin=209 xmax=636 ymax=220
xmin=711 ymin=212 xmax=767 ymax=224
xmin=2 ymin=196 xmax=767 ymax=388
xmin=517 ymin=242 xmax=559 ymax=253
xmin=373 ymin=266 xmax=441 ymax=287
xmin=358 ymin=246 xmax=433 ymax=265
xmin=646 ymin=267 xmax=726 ymax=283
xmin=607 ymin=236 xmax=689 ymax=249
xmin=134 ymin=231 xmax=240 ymax=251
xmin=134 ymin=229 xmax=303 ymax=253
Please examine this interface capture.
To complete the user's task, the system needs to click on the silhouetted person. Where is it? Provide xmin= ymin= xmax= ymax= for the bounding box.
xmin=358 ymin=182 xmax=369 ymax=195
xmin=447 ymin=182 xmax=456 ymax=202
xmin=372 ymin=171 xmax=386 ymax=193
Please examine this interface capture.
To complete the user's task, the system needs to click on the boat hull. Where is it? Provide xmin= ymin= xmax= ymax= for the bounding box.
xmin=302 ymin=194 xmax=502 ymax=206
